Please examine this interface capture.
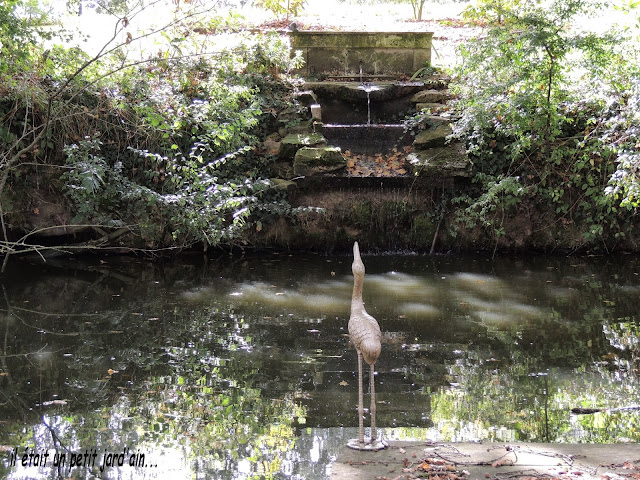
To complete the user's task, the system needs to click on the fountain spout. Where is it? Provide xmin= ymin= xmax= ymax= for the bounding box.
xmin=359 ymin=59 xmax=363 ymax=84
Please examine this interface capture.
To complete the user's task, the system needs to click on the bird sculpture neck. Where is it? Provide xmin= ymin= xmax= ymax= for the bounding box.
xmin=351 ymin=242 xmax=366 ymax=314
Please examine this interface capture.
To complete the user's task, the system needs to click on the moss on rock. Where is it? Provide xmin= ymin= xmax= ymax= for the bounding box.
xmin=293 ymin=147 xmax=346 ymax=176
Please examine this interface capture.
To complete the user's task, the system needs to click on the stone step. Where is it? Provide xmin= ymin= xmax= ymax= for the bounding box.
xmin=294 ymin=146 xmax=346 ymax=176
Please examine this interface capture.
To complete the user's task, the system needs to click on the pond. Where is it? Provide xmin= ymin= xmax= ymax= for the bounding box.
xmin=1 ymin=251 xmax=639 ymax=479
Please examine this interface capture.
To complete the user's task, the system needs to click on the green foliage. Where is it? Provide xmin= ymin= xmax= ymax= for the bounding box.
xmin=603 ymin=53 xmax=640 ymax=207
xmin=462 ymin=0 xmax=523 ymax=25
xmin=451 ymin=174 xmax=524 ymax=241
xmin=56 ymin=30 xmax=305 ymax=249
xmin=62 ymin=136 xmax=153 ymax=228
xmin=255 ymin=0 xmax=306 ymax=19
xmin=409 ymin=63 xmax=437 ymax=82
xmin=450 ymin=0 xmax=639 ymax=250
xmin=455 ymin=0 xmax=617 ymax=157
xmin=0 ymin=0 xmax=313 ymax=263
xmin=0 ymin=0 xmax=46 ymax=80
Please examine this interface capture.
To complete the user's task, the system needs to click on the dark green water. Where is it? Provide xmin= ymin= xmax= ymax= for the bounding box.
xmin=0 ymin=252 xmax=639 ymax=479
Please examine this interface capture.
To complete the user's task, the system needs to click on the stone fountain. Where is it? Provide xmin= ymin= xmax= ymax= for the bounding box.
xmin=259 ymin=29 xmax=474 ymax=253
xmin=276 ymin=29 xmax=472 ymax=179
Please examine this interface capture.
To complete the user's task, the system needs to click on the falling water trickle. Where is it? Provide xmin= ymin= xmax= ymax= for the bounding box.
xmin=358 ymin=83 xmax=381 ymax=126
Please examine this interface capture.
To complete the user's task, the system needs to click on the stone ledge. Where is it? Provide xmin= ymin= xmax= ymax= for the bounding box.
xmin=331 ymin=441 xmax=640 ymax=480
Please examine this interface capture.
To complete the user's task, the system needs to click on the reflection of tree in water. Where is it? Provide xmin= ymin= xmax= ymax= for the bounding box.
xmin=603 ymin=320 xmax=640 ymax=376
xmin=0 ymin=265 xmax=309 ymax=479
xmin=428 ymin=309 xmax=640 ymax=443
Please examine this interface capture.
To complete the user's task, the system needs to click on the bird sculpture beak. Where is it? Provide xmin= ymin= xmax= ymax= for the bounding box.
xmin=352 ymin=241 xmax=365 ymax=276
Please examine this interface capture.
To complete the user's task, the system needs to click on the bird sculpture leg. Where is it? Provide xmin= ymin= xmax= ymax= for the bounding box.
xmin=370 ymin=362 xmax=376 ymax=443
xmin=357 ymin=350 xmax=365 ymax=445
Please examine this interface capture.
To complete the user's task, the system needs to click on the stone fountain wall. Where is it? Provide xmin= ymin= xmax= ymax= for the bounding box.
xmin=272 ymin=78 xmax=472 ymax=179
xmin=289 ymin=31 xmax=433 ymax=79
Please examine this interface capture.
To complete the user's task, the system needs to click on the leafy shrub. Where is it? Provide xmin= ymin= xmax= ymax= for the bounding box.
xmin=604 ymin=63 xmax=640 ymax=208
xmin=449 ymin=0 xmax=639 ymax=250
xmin=0 ymin=0 xmax=44 ymax=80
xmin=58 ymin=31 xmax=305 ymax=250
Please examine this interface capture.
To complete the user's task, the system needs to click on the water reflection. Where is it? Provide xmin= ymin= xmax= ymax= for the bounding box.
xmin=0 ymin=253 xmax=639 ymax=479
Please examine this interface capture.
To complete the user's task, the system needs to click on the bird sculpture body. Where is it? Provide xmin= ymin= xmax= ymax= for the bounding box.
xmin=347 ymin=241 xmax=385 ymax=450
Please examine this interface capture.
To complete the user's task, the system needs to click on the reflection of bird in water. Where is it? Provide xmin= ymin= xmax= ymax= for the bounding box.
xmin=347 ymin=241 xmax=385 ymax=450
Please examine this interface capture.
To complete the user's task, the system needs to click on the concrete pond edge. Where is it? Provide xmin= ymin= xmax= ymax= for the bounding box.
xmin=331 ymin=441 xmax=640 ymax=480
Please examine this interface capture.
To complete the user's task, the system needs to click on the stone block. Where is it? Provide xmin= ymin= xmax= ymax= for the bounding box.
xmin=414 ymin=123 xmax=452 ymax=149
xmin=310 ymin=104 xmax=322 ymax=121
xmin=410 ymin=89 xmax=448 ymax=104
xmin=278 ymin=133 xmax=327 ymax=160
xmin=281 ymin=119 xmax=314 ymax=137
xmin=408 ymin=142 xmax=472 ymax=177
xmin=293 ymin=147 xmax=346 ymax=176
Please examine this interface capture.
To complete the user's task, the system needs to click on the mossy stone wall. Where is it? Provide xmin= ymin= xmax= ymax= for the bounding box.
xmin=289 ymin=31 xmax=433 ymax=78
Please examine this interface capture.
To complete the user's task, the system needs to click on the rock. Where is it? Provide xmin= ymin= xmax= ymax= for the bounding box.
xmin=416 ymin=102 xmax=445 ymax=113
xmin=276 ymin=105 xmax=313 ymax=136
xmin=278 ymin=133 xmax=327 ymax=160
xmin=282 ymin=119 xmax=314 ymax=136
xmin=408 ymin=142 xmax=472 ymax=177
xmin=293 ymin=147 xmax=346 ymax=176
xmin=410 ymin=89 xmax=448 ymax=104
xmin=427 ymin=115 xmax=453 ymax=125
xmin=273 ymin=161 xmax=295 ymax=179
xmin=277 ymin=106 xmax=305 ymax=123
xmin=262 ymin=132 xmax=281 ymax=155
xmin=270 ymin=178 xmax=298 ymax=192
xmin=293 ymin=90 xmax=318 ymax=105
xmin=414 ymin=123 xmax=452 ymax=149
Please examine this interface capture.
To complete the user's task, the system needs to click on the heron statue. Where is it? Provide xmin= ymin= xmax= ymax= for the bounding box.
xmin=347 ymin=241 xmax=386 ymax=451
